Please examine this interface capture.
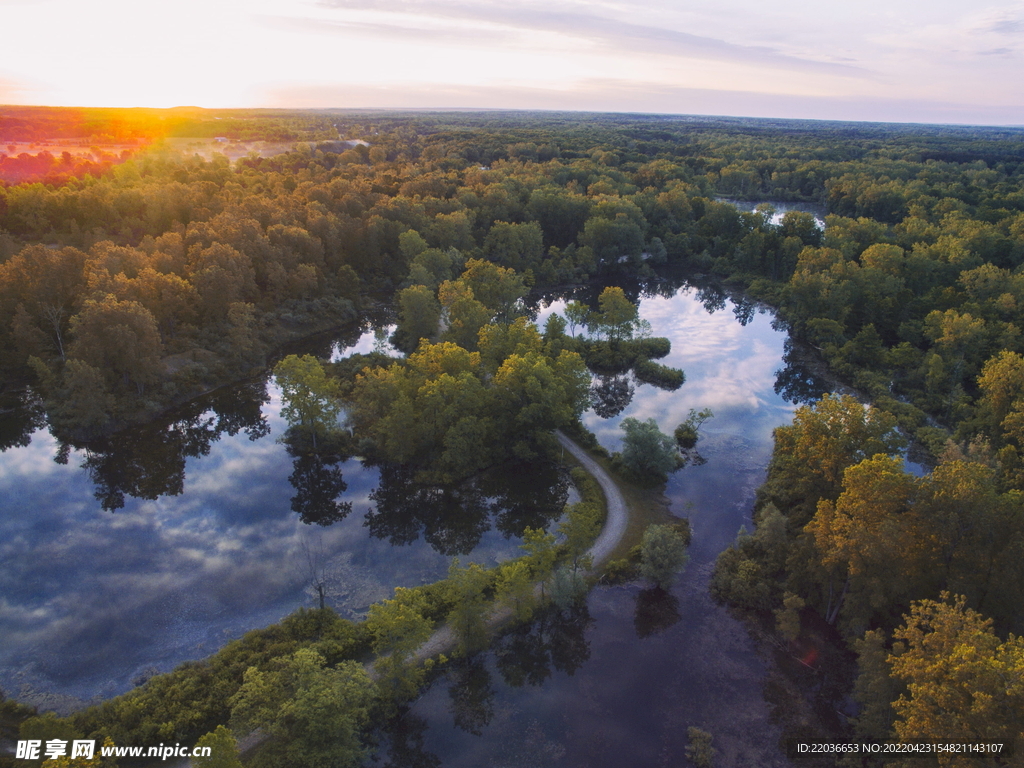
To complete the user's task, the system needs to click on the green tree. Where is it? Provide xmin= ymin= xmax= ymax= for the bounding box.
xmin=619 ymin=417 xmax=679 ymax=482
xmin=458 ymin=258 xmax=527 ymax=324
xmin=564 ymin=300 xmax=590 ymax=338
xmin=558 ymin=500 xmax=601 ymax=573
xmin=68 ymin=294 xmax=163 ymax=395
xmin=520 ymin=527 xmax=558 ymax=584
xmin=193 ymin=725 xmax=243 ymax=768
xmin=405 ymin=246 xmax=460 ymax=291
xmin=759 ymin=393 xmax=904 ymax=526
xmin=580 ymin=213 xmax=645 ymax=268
xmin=483 ymin=221 xmax=544 ymax=274
xmin=438 ymin=279 xmax=490 ymax=351
xmin=0 ymin=244 xmax=87 ymax=364
xmin=685 ymin=727 xmax=715 ymax=768
xmin=640 ymin=524 xmax=689 ymax=588
xmin=393 ymin=284 xmax=441 ymax=352
xmin=805 ymin=454 xmax=921 ymax=629
xmin=226 ymin=301 xmax=259 ymax=365
xmin=490 ymin=349 xmax=590 ymax=459
xmin=596 ymin=286 xmax=639 ymax=341
xmin=550 ymin=565 xmax=588 ymax=610
xmin=365 ymin=588 xmax=434 ymax=701
xmin=229 ymin=648 xmax=374 ymax=768
xmin=852 ymin=629 xmax=899 ymax=742
xmin=446 ymin=559 xmax=490 ymax=654
xmin=495 ymin=560 xmax=535 ymax=622
xmin=398 ymin=229 xmax=429 ymax=260
xmin=273 ymin=354 xmax=341 ymax=450
xmin=48 ymin=358 xmax=116 ymax=435
xmin=675 ymin=407 xmax=713 ymax=450
xmin=774 ymin=591 xmax=805 ymax=642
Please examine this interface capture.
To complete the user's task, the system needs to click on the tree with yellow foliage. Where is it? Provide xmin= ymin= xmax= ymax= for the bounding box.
xmin=889 ymin=594 xmax=1024 ymax=762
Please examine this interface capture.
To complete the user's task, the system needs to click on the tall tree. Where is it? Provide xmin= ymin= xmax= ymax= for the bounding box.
xmin=889 ymin=594 xmax=1024 ymax=750
xmin=596 ymin=286 xmax=639 ymax=341
xmin=273 ymin=354 xmax=341 ymax=450
xmin=619 ymin=417 xmax=679 ymax=482
xmin=366 ymin=588 xmax=434 ymax=702
xmin=229 ymin=649 xmax=374 ymax=768
xmin=68 ymin=294 xmax=163 ymax=395
xmin=639 ymin=524 xmax=689 ymax=589
xmin=394 ymin=284 xmax=441 ymax=353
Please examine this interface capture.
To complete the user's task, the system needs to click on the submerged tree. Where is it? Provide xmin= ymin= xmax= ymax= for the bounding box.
xmin=639 ymin=524 xmax=689 ymax=589
xmin=274 ymin=354 xmax=342 ymax=450
xmin=619 ymin=417 xmax=679 ymax=483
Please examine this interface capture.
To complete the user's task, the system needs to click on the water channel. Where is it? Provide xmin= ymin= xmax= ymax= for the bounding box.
xmin=0 ymin=270 xmax=828 ymax=764
xmin=389 ymin=281 xmax=814 ymax=767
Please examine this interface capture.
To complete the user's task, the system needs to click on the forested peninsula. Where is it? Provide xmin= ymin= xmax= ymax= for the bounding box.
xmin=2 ymin=108 xmax=1024 ymax=765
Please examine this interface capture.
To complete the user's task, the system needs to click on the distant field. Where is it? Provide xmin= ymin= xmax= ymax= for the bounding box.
xmin=0 ymin=140 xmax=140 ymax=159
xmin=0 ymin=136 xmax=310 ymax=182
xmin=160 ymin=137 xmax=301 ymax=161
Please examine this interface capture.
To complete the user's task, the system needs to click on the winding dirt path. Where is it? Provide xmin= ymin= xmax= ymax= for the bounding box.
xmin=408 ymin=431 xmax=629 ymax=664
xmin=555 ymin=430 xmax=628 ymax=569
xmin=172 ymin=431 xmax=628 ymax=765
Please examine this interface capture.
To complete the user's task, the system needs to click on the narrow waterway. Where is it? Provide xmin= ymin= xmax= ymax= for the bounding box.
xmin=394 ymin=283 xmax=807 ymax=767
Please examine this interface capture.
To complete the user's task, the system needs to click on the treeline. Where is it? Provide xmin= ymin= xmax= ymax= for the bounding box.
xmin=0 ymin=149 xmax=131 ymax=186
xmin=711 ymin=394 xmax=1024 ymax=758
xmin=0 ymin=105 xmax=340 ymax=144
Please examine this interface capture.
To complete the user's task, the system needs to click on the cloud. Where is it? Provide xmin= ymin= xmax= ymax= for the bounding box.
xmin=264 ymin=13 xmax=518 ymax=48
xmin=310 ymin=0 xmax=864 ymax=75
xmin=974 ymin=6 xmax=1024 ymax=36
xmin=259 ymin=78 xmax=1024 ymax=125
xmin=873 ymin=4 xmax=1024 ymax=60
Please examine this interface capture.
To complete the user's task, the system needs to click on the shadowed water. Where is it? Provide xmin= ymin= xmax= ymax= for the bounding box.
xmin=397 ymin=284 xmax=803 ymax=767
xmin=0 ymin=360 xmax=566 ymax=707
xmin=2 ymin=275 xmax=817 ymax=763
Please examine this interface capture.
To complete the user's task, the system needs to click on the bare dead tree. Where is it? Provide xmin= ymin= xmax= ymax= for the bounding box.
xmin=41 ymin=303 xmax=67 ymax=361
xmin=300 ymin=535 xmax=330 ymax=610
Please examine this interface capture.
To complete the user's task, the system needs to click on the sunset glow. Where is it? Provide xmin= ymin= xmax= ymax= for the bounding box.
xmin=1 ymin=0 xmax=1022 ymax=123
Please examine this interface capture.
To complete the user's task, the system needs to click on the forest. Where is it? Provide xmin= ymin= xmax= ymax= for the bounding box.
xmin=2 ymin=106 xmax=1024 ymax=765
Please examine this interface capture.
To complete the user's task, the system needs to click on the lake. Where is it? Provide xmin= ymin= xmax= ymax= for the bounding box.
xmin=0 ymin=350 xmax=569 ymax=709
xmin=0 ymin=272 xmax=825 ymax=765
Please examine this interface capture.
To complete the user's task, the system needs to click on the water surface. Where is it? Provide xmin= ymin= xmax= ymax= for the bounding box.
xmin=0 ymin=349 xmax=562 ymax=706
xmin=402 ymin=284 xmax=801 ymax=766
xmin=2 ymin=276 xmax=814 ymax=766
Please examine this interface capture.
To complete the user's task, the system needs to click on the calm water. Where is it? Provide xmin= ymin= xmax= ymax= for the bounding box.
xmin=0 ymin=337 xmax=567 ymax=708
xmin=1 ymin=274 xmax=821 ymax=764
xmin=717 ymin=198 xmax=827 ymax=228
xmin=398 ymin=284 xmax=808 ymax=767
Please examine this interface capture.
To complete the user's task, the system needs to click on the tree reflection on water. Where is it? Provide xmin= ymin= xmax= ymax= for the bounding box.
xmin=495 ymin=604 xmax=594 ymax=688
xmin=55 ymin=378 xmax=271 ymax=511
xmin=589 ymin=374 xmax=634 ymax=419
xmin=365 ymin=458 xmax=570 ymax=556
xmin=633 ymin=586 xmax=682 ymax=639
xmin=448 ymin=656 xmax=496 ymax=736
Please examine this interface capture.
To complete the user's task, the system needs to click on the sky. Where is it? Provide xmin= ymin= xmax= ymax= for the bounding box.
xmin=0 ymin=0 xmax=1022 ymax=125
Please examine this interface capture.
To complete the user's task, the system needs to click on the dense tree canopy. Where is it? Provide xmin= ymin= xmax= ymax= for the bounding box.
xmin=4 ymin=108 xmax=1024 ymax=757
